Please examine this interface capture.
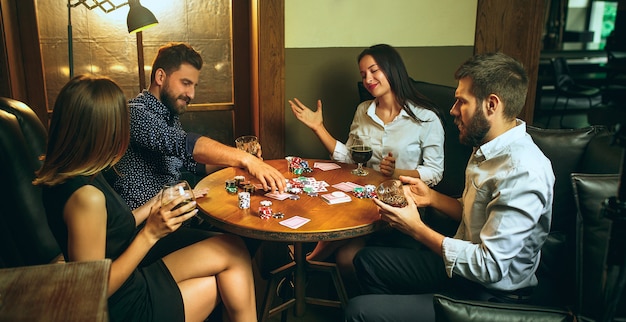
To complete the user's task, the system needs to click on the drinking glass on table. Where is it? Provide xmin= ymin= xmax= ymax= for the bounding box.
xmin=235 ymin=135 xmax=260 ymax=156
xmin=349 ymin=135 xmax=372 ymax=176
xmin=161 ymin=180 xmax=196 ymax=220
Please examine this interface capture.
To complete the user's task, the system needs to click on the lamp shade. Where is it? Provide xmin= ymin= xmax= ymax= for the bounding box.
xmin=127 ymin=0 xmax=158 ymax=33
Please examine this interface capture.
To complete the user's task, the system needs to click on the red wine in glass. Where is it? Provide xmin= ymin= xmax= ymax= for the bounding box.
xmin=350 ymin=136 xmax=372 ymax=176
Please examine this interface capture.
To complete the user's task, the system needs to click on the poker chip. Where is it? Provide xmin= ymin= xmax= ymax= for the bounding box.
xmin=243 ymin=184 xmax=256 ymax=194
xmin=289 ymin=187 xmax=302 ymax=194
xmin=238 ymin=192 xmax=250 ymax=209
xmin=353 ymin=187 xmax=366 ymax=199
xmin=225 ymin=179 xmax=238 ymax=194
xmin=272 ymin=212 xmax=285 ymax=219
xmin=364 ymin=184 xmax=377 ymax=198
xmin=234 ymin=175 xmax=245 ymax=186
xmin=258 ymin=206 xmax=272 ymax=219
xmin=260 ymin=200 xmax=273 ymax=207
xmin=286 ymin=156 xmax=313 ymax=175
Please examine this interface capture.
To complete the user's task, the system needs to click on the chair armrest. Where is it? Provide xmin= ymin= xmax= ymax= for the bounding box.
xmin=433 ymin=293 xmax=575 ymax=322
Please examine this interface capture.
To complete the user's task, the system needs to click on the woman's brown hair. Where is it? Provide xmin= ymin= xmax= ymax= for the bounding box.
xmin=34 ymin=74 xmax=129 ymax=186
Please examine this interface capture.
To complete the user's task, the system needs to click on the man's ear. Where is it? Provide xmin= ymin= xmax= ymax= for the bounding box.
xmin=486 ymin=94 xmax=501 ymax=115
xmin=154 ymin=68 xmax=166 ymax=86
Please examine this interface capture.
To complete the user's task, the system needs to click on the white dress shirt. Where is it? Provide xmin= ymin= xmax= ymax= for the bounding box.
xmin=332 ymin=100 xmax=445 ymax=186
xmin=442 ymin=120 xmax=555 ymax=291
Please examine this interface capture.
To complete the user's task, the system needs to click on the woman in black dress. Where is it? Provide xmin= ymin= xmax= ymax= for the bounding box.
xmin=33 ymin=75 xmax=257 ymax=322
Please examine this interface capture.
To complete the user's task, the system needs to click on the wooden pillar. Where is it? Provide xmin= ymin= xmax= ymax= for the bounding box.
xmin=474 ymin=0 xmax=546 ymax=125
xmin=251 ymin=0 xmax=284 ymax=159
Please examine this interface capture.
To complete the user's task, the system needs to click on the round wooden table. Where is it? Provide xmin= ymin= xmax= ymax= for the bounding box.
xmin=195 ymin=159 xmax=389 ymax=320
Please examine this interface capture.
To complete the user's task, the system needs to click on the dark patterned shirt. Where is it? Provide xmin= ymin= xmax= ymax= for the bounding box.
xmin=107 ymin=90 xmax=201 ymax=209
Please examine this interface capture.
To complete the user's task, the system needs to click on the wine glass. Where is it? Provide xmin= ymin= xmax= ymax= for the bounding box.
xmin=350 ymin=135 xmax=372 ymax=176
xmin=161 ymin=180 xmax=196 ymax=219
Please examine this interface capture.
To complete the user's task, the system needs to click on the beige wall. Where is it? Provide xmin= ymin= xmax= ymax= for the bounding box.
xmin=284 ymin=0 xmax=477 ymax=158
xmin=285 ymin=0 xmax=477 ymax=48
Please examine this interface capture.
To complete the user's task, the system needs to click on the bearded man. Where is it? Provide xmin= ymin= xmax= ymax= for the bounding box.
xmin=108 ymin=42 xmax=285 ymax=209
xmin=106 ymin=43 xmax=290 ymax=281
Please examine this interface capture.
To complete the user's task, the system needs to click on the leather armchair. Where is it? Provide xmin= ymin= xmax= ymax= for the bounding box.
xmin=0 ymin=97 xmax=61 ymax=268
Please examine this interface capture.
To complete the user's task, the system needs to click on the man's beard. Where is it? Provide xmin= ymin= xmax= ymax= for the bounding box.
xmin=161 ymin=82 xmax=190 ymax=115
xmin=458 ymin=107 xmax=490 ymax=147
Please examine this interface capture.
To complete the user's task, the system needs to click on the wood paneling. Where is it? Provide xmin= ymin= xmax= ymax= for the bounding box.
xmin=0 ymin=0 xmax=47 ymax=126
xmin=233 ymin=1 xmax=253 ymax=139
xmin=474 ymin=0 xmax=546 ymax=125
xmin=253 ymin=0 xmax=284 ymax=159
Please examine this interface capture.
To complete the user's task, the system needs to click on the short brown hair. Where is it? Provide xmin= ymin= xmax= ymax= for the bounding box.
xmin=34 ymin=75 xmax=129 ymax=186
xmin=150 ymin=42 xmax=203 ymax=83
xmin=455 ymin=52 xmax=528 ymax=120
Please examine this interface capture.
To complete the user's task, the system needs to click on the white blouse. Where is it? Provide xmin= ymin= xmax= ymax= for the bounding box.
xmin=332 ymin=100 xmax=445 ymax=187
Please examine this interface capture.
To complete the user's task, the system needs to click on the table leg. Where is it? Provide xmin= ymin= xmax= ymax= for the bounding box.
xmin=293 ymin=242 xmax=307 ymax=316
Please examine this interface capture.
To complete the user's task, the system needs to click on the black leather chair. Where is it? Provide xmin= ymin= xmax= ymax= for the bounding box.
xmin=549 ymin=57 xmax=602 ymax=128
xmin=0 ymin=97 xmax=61 ymax=268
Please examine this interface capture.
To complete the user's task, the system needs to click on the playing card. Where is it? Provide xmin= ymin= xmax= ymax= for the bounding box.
xmin=314 ymin=162 xmax=342 ymax=171
xmin=332 ymin=182 xmax=363 ymax=192
xmin=264 ymin=191 xmax=294 ymax=200
xmin=279 ymin=216 xmax=311 ymax=229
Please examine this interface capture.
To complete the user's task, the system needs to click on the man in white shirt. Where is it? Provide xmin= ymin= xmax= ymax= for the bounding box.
xmin=345 ymin=52 xmax=555 ymax=321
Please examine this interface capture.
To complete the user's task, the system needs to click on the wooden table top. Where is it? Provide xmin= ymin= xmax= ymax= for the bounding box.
xmin=195 ymin=159 xmax=389 ymax=242
xmin=0 ymin=260 xmax=110 ymax=322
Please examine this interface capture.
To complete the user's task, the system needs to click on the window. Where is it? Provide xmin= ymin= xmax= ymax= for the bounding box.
xmin=36 ymin=0 xmax=234 ymax=111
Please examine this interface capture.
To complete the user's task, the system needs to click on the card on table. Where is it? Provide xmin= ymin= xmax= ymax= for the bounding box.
xmin=279 ymin=215 xmax=311 ymax=229
xmin=313 ymin=162 xmax=342 ymax=171
xmin=264 ymin=191 xmax=295 ymax=200
xmin=332 ymin=182 xmax=364 ymax=192
xmin=320 ymin=191 xmax=352 ymax=204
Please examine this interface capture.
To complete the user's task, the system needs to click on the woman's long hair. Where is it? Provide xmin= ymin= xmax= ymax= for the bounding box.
xmin=34 ymin=75 xmax=129 ymax=186
xmin=358 ymin=44 xmax=444 ymax=125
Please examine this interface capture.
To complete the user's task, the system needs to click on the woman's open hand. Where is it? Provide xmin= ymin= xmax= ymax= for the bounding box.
xmin=289 ymin=98 xmax=324 ymax=132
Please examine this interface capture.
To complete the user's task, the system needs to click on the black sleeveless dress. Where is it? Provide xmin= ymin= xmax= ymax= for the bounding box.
xmin=43 ymin=174 xmax=184 ymax=322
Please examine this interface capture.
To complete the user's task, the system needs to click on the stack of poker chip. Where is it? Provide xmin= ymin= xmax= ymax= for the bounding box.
xmin=234 ymin=175 xmax=245 ymax=187
xmin=238 ymin=192 xmax=250 ymax=209
xmin=225 ymin=179 xmax=238 ymax=194
xmin=258 ymin=200 xmax=273 ymax=219
xmin=258 ymin=206 xmax=272 ymax=219
xmin=353 ymin=186 xmax=366 ymax=198
xmin=364 ymin=184 xmax=377 ymax=198
xmin=286 ymin=156 xmax=313 ymax=176
xmin=243 ymin=184 xmax=256 ymax=194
